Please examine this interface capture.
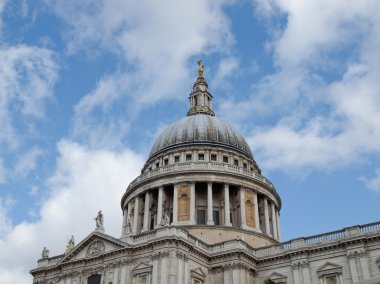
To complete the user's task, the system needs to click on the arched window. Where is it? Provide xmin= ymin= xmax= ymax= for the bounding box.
xmin=88 ymin=274 xmax=101 ymax=284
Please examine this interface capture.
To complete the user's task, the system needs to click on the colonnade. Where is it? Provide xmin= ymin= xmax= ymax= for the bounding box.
xmin=122 ymin=182 xmax=281 ymax=240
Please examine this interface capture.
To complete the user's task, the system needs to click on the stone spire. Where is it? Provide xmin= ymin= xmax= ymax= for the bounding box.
xmin=187 ymin=60 xmax=215 ymax=116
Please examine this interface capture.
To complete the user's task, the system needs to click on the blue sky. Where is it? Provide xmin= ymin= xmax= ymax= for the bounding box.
xmin=0 ymin=0 xmax=380 ymax=282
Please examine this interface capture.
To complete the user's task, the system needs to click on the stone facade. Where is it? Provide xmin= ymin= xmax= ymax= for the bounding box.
xmin=31 ymin=67 xmax=380 ymax=284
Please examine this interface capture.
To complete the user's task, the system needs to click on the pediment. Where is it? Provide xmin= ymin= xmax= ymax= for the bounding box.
xmin=317 ymin=262 xmax=343 ymax=276
xmin=191 ymin=267 xmax=206 ymax=279
xmin=317 ymin=262 xmax=342 ymax=272
xmin=132 ymin=262 xmax=153 ymax=275
xmin=59 ymin=231 xmax=127 ymax=263
xmin=268 ymin=271 xmax=287 ymax=280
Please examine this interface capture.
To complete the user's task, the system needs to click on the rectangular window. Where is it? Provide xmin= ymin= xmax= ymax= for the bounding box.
xmin=213 ymin=211 xmax=220 ymax=225
xmin=223 ymin=156 xmax=229 ymax=163
xmin=174 ymin=156 xmax=180 ymax=163
xmin=186 ymin=154 xmax=192 ymax=161
xmin=243 ymin=163 xmax=247 ymax=169
xmin=197 ymin=210 xmax=206 ymax=224
xmin=156 ymin=162 xmax=159 ymax=168
xmin=198 ymin=153 xmax=204 ymax=160
xmin=164 ymin=159 xmax=169 ymax=166
xmin=234 ymin=159 xmax=239 ymax=166
xmin=210 ymin=154 xmax=217 ymax=161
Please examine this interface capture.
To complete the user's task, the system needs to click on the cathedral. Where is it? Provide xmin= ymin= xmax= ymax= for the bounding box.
xmin=31 ymin=62 xmax=380 ymax=284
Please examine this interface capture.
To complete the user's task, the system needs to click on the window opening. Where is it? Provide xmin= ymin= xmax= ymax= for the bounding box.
xmin=198 ymin=153 xmax=204 ymax=160
xmin=88 ymin=275 xmax=101 ymax=284
xmin=213 ymin=211 xmax=220 ymax=225
xmin=197 ymin=210 xmax=206 ymax=224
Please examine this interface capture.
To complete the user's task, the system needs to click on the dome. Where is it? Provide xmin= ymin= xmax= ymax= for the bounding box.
xmin=149 ymin=114 xmax=253 ymax=159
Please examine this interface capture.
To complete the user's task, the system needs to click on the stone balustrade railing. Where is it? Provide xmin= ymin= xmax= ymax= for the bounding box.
xmin=126 ymin=220 xmax=380 ymax=258
xmin=128 ymin=161 xmax=274 ymax=190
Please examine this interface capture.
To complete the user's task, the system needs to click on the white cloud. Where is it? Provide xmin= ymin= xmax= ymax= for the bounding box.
xmin=28 ymin=186 xmax=39 ymax=197
xmin=0 ymin=159 xmax=5 ymax=183
xmin=14 ymin=148 xmax=43 ymax=178
xmin=237 ymin=1 xmax=380 ymax=173
xmin=0 ymin=44 xmax=58 ymax=184
xmin=211 ymin=57 xmax=240 ymax=89
xmin=0 ymin=196 xmax=13 ymax=236
xmin=0 ymin=140 xmax=144 ymax=283
xmin=46 ymin=0 xmax=234 ymax=147
xmin=360 ymin=169 xmax=380 ymax=192
xmin=0 ymin=45 xmax=58 ymax=149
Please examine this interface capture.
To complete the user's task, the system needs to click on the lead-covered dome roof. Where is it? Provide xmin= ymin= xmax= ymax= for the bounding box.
xmin=149 ymin=61 xmax=253 ymax=160
xmin=149 ymin=114 xmax=253 ymax=159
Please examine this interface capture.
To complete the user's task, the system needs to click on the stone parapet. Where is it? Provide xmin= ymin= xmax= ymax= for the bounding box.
xmin=121 ymin=220 xmax=380 ymax=260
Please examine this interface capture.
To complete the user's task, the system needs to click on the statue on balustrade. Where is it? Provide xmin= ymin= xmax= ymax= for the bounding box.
xmin=160 ymin=214 xmax=170 ymax=226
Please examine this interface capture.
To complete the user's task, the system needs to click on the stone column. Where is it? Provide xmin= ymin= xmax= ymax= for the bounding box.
xmin=239 ymin=187 xmax=246 ymax=228
xmin=121 ymin=206 xmax=128 ymax=236
xmin=142 ymin=191 xmax=150 ymax=232
xmin=292 ymin=264 xmax=300 ymax=284
xmin=207 ymin=182 xmax=214 ymax=225
xmin=156 ymin=186 xmax=163 ymax=227
xmin=302 ymin=262 xmax=311 ymax=284
xmin=359 ymin=251 xmax=370 ymax=279
xmin=276 ymin=209 xmax=281 ymax=241
xmin=183 ymin=257 xmax=189 ymax=284
xmin=254 ymin=192 xmax=260 ymax=231
xmin=224 ymin=184 xmax=232 ymax=226
xmin=271 ymin=202 xmax=278 ymax=239
xmin=264 ymin=197 xmax=271 ymax=236
xmin=190 ymin=182 xmax=196 ymax=224
xmin=173 ymin=184 xmax=178 ymax=224
xmin=133 ymin=196 xmax=140 ymax=234
xmin=347 ymin=253 xmax=359 ymax=282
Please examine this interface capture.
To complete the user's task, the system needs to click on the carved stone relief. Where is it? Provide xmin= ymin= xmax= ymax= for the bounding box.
xmin=86 ymin=241 xmax=105 ymax=257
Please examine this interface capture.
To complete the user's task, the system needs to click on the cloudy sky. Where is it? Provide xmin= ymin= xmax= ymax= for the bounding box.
xmin=1 ymin=0 xmax=380 ymax=282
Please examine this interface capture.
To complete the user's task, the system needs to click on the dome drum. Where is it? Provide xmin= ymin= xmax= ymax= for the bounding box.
xmin=121 ymin=179 xmax=281 ymax=246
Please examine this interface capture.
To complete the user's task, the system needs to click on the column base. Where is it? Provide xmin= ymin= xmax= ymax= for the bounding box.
xmin=224 ymin=222 xmax=232 ymax=227
xmin=207 ymin=220 xmax=215 ymax=225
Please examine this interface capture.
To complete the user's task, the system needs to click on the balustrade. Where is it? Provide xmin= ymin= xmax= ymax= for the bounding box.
xmin=127 ymin=161 xmax=275 ymax=191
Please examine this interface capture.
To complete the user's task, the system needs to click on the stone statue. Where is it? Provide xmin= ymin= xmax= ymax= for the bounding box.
xmin=197 ymin=59 xmax=204 ymax=79
xmin=41 ymin=247 xmax=49 ymax=258
xmin=160 ymin=214 xmax=170 ymax=226
xmin=94 ymin=210 xmax=104 ymax=232
xmin=66 ymin=235 xmax=75 ymax=253
xmin=124 ymin=219 xmax=132 ymax=236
